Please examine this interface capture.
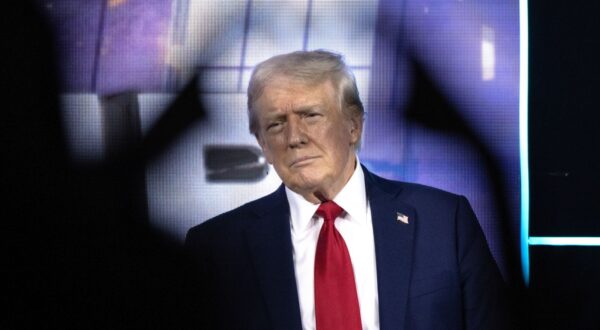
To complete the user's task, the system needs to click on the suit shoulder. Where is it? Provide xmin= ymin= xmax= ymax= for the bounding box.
xmin=368 ymin=170 xmax=461 ymax=203
xmin=186 ymin=186 xmax=284 ymax=240
xmin=397 ymin=181 xmax=461 ymax=202
xmin=399 ymin=182 xmax=468 ymax=220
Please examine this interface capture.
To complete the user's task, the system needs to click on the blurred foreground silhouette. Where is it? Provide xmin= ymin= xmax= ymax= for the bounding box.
xmin=3 ymin=3 xmax=208 ymax=328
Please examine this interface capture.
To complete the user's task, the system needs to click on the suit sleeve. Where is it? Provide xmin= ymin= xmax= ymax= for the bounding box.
xmin=455 ymin=196 xmax=512 ymax=330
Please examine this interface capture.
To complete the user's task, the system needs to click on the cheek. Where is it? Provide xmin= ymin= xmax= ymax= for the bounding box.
xmin=262 ymin=149 xmax=274 ymax=164
xmin=260 ymin=137 xmax=284 ymax=165
xmin=261 ymin=144 xmax=273 ymax=164
xmin=329 ymin=127 xmax=353 ymax=148
xmin=257 ymin=137 xmax=273 ymax=164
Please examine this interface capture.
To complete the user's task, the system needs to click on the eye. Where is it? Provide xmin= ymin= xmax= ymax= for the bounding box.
xmin=266 ymin=121 xmax=283 ymax=132
xmin=304 ymin=112 xmax=322 ymax=121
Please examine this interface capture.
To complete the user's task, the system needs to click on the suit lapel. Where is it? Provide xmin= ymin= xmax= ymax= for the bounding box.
xmin=244 ymin=186 xmax=303 ymax=330
xmin=365 ymin=168 xmax=416 ymax=330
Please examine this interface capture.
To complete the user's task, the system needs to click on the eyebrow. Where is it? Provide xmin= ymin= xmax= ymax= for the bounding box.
xmin=263 ymin=113 xmax=286 ymax=122
xmin=292 ymin=104 xmax=323 ymax=114
xmin=263 ymin=104 xmax=322 ymax=120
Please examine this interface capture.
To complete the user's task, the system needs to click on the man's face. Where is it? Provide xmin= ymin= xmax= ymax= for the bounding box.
xmin=254 ymin=77 xmax=362 ymax=202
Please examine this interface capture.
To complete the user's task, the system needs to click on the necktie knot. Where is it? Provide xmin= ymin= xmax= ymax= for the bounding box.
xmin=316 ymin=201 xmax=344 ymax=223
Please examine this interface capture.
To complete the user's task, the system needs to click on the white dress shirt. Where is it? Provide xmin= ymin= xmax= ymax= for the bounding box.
xmin=286 ymin=161 xmax=380 ymax=330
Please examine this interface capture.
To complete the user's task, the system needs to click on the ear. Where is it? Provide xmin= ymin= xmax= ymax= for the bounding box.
xmin=255 ymin=133 xmax=274 ymax=164
xmin=347 ymin=112 xmax=363 ymax=146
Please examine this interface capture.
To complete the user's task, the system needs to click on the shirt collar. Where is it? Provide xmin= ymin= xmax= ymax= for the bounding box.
xmin=286 ymin=157 xmax=367 ymax=233
xmin=286 ymin=185 xmax=320 ymax=234
xmin=333 ymin=160 xmax=367 ymax=226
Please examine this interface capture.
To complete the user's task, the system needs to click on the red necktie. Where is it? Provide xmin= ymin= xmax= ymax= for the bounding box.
xmin=314 ymin=201 xmax=362 ymax=330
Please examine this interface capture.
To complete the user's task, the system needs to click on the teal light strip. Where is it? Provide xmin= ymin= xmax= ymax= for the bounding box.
xmin=529 ymin=237 xmax=600 ymax=246
xmin=519 ymin=0 xmax=531 ymax=286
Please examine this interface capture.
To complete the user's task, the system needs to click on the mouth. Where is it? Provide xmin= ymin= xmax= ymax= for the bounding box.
xmin=290 ymin=156 xmax=319 ymax=168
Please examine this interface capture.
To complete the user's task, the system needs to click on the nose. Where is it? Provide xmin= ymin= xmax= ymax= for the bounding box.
xmin=286 ymin=117 xmax=308 ymax=148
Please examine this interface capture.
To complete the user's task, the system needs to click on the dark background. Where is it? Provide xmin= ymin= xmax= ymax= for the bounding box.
xmin=528 ymin=0 xmax=600 ymax=328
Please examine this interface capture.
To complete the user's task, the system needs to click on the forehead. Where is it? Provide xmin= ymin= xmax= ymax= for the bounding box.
xmin=255 ymin=77 xmax=338 ymax=112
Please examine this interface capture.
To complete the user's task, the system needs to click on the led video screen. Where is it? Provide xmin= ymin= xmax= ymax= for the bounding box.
xmin=44 ymin=0 xmax=521 ymax=277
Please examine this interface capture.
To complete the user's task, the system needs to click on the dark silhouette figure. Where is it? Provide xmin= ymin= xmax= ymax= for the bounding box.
xmin=3 ymin=3 xmax=207 ymax=328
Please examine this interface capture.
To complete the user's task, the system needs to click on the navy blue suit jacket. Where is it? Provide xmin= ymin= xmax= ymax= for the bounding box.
xmin=185 ymin=166 xmax=510 ymax=329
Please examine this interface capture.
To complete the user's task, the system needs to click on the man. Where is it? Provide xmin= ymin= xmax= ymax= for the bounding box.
xmin=185 ymin=50 xmax=509 ymax=329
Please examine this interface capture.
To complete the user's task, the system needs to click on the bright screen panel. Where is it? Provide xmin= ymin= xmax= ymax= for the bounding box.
xmin=43 ymin=0 xmax=521 ymax=278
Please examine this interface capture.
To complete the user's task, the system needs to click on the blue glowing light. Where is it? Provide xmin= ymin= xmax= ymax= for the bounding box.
xmin=529 ymin=237 xmax=600 ymax=246
xmin=519 ymin=0 xmax=530 ymax=286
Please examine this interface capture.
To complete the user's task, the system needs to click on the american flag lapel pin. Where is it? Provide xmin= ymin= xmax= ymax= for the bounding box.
xmin=396 ymin=212 xmax=409 ymax=224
